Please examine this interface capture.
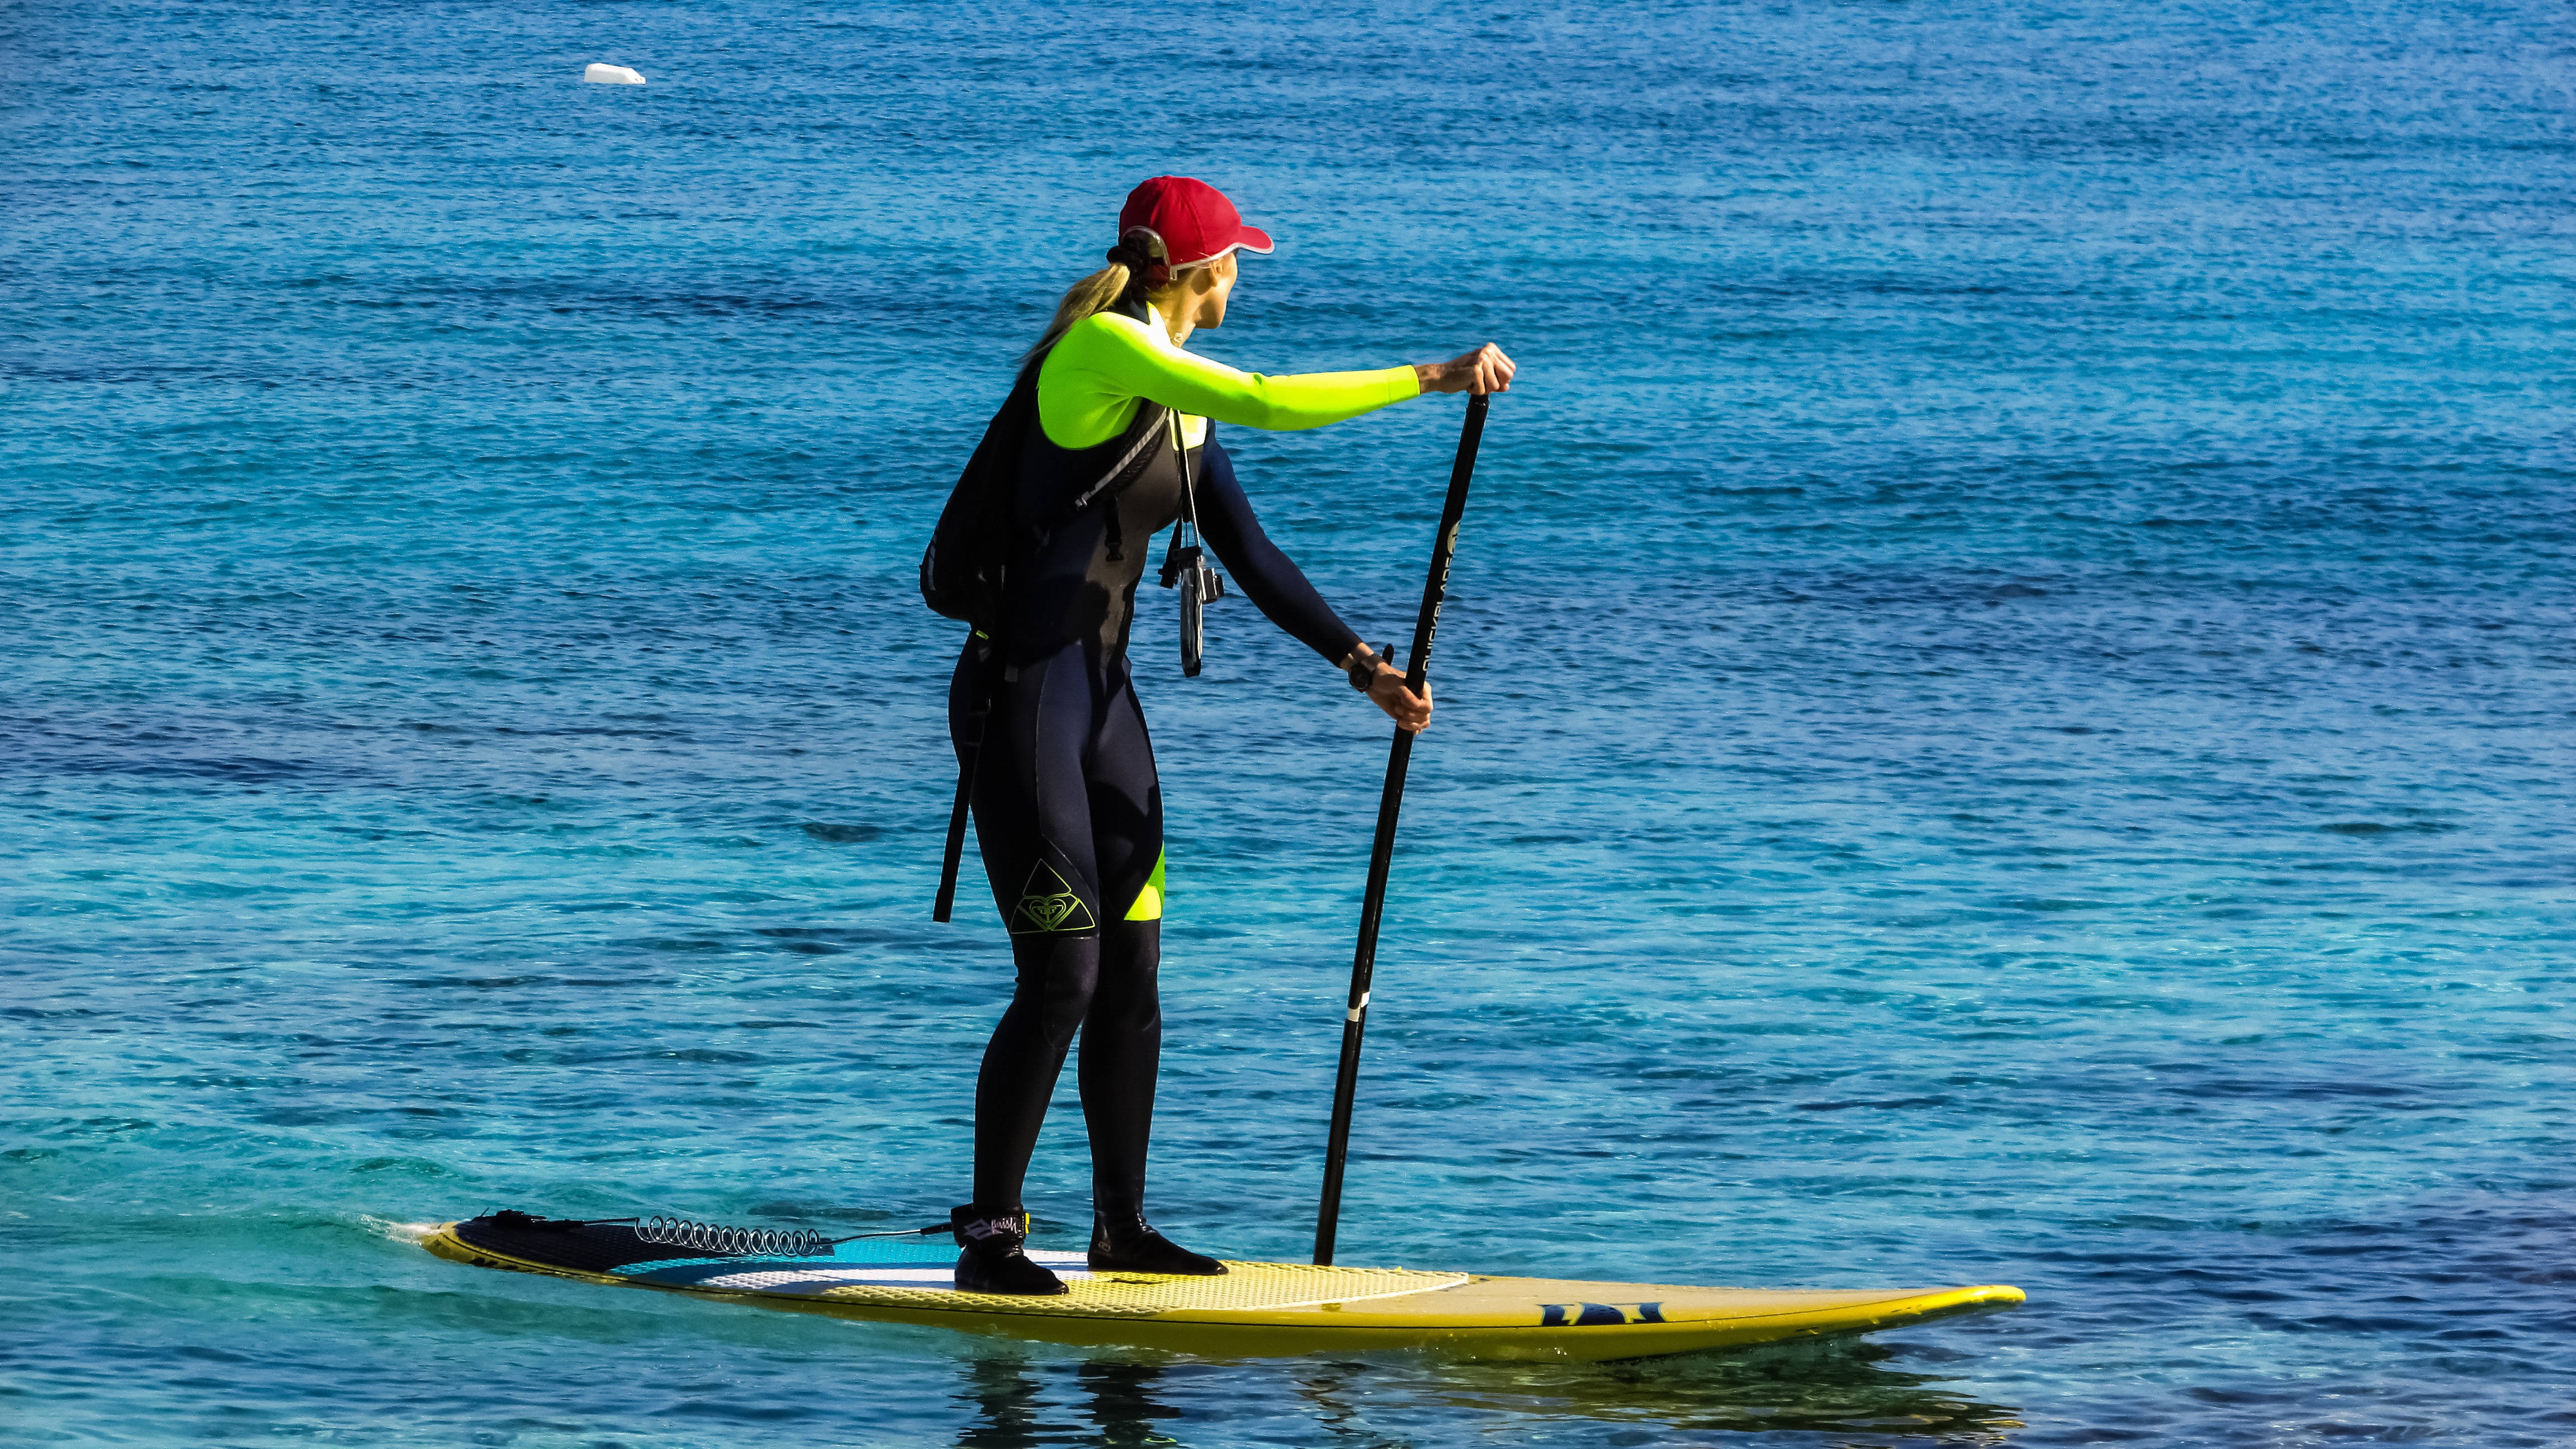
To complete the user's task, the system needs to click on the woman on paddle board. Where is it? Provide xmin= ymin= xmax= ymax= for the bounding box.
xmin=947 ymin=176 xmax=1513 ymax=1295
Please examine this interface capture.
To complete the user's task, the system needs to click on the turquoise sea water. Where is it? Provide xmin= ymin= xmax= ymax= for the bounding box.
xmin=6 ymin=1 xmax=2573 ymax=1443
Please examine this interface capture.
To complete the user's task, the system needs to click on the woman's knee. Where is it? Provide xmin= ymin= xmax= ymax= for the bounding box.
xmin=1099 ymin=919 xmax=1159 ymax=977
xmin=1011 ymin=933 xmax=1103 ymax=1046
xmin=1088 ymin=921 xmax=1161 ymax=1027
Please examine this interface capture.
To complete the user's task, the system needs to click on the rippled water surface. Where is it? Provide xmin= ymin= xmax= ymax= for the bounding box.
xmin=6 ymin=1 xmax=2574 ymax=1444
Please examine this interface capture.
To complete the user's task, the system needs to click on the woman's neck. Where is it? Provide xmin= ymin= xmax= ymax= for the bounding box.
xmin=1149 ymin=299 xmax=1195 ymax=351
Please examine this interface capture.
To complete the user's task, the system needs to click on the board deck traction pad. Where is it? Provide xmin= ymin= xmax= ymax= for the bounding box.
xmin=424 ymin=1214 xmax=2024 ymax=1361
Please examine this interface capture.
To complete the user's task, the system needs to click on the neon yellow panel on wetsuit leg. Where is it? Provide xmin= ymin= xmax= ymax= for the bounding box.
xmin=1038 ymin=306 xmax=1419 ymax=450
xmin=1123 ymin=851 xmax=1166 ymax=921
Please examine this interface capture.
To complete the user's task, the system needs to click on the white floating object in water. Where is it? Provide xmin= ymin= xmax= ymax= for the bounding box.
xmin=584 ymin=63 xmax=646 ymax=85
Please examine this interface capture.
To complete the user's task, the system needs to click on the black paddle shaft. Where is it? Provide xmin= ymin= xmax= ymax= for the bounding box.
xmin=1313 ymin=392 xmax=1489 ymax=1267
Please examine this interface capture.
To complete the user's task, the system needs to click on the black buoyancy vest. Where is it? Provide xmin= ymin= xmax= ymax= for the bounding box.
xmin=919 ymin=307 xmax=1178 ymax=641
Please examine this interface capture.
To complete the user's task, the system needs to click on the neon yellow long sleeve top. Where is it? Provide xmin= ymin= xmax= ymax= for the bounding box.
xmin=1035 ymin=306 xmax=1420 ymax=451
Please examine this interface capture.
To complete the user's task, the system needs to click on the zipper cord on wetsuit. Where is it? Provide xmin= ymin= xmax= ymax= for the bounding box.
xmin=1105 ymin=410 xmax=1191 ymax=564
xmin=1077 ymin=400 xmax=1171 ymax=564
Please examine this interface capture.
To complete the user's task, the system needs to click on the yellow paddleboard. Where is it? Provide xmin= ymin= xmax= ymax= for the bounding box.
xmin=423 ymin=1212 xmax=2021 ymax=1361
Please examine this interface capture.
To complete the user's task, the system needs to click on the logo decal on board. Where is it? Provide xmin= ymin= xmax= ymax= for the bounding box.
xmin=1538 ymin=1301 xmax=1666 ymax=1327
xmin=1010 ymin=861 xmax=1097 ymax=935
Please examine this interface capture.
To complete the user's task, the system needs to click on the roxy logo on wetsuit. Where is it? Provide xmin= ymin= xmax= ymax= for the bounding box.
xmin=1008 ymin=861 xmax=1097 ymax=935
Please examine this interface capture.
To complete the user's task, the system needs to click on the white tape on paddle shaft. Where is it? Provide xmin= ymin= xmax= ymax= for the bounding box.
xmin=1346 ymin=991 xmax=1370 ymax=1022
xmin=584 ymin=63 xmax=646 ymax=84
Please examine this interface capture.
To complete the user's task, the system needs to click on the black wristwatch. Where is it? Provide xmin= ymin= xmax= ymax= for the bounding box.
xmin=1344 ymin=641 xmax=1393 ymax=692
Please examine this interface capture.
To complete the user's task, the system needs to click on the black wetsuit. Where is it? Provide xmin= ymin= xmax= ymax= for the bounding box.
xmin=948 ymin=406 xmax=1358 ymax=1215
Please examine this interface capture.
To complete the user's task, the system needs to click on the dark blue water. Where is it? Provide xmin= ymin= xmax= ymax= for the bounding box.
xmin=6 ymin=1 xmax=2573 ymax=1443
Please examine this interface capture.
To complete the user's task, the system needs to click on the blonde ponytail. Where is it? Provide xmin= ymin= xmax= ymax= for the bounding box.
xmin=1024 ymin=228 xmax=1193 ymax=364
xmin=1024 ymin=263 xmax=1132 ymax=363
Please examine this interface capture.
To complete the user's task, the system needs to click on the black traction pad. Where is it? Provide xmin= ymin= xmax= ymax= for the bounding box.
xmin=451 ymin=1212 xmax=680 ymax=1275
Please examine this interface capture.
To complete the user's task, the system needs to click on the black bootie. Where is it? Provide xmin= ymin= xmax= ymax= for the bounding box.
xmin=951 ymin=1205 xmax=1067 ymax=1296
xmin=1088 ymin=1208 xmax=1227 ymax=1276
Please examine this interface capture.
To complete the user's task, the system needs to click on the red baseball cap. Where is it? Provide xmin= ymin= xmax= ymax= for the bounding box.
xmin=1119 ymin=177 xmax=1276 ymax=269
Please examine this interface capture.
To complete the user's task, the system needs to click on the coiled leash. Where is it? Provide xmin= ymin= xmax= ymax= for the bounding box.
xmin=490 ymin=1210 xmax=955 ymax=1258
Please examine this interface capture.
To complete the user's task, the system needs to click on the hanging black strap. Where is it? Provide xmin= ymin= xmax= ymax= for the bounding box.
xmin=933 ymin=640 xmax=1002 ymax=922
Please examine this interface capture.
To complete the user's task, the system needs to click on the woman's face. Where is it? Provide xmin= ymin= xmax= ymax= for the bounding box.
xmin=1189 ymin=252 xmax=1239 ymax=330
